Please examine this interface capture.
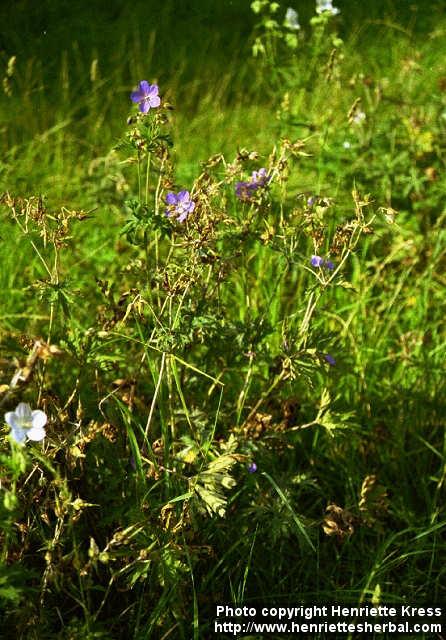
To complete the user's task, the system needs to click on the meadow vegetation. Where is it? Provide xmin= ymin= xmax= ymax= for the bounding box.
xmin=1 ymin=1 xmax=446 ymax=638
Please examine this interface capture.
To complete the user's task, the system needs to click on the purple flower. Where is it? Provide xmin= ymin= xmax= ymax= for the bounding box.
xmin=324 ymin=354 xmax=336 ymax=366
xmin=235 ymin=181 xmax=257 ymax=201
xmin=235 ymin=168 xmax=270 ymax=201
xmin=130 ymin=81 xmax=161 ymax=114
xmin=311 ymin=255 xmax=324 ymax=268
xmin=311 ymin=256 xmax=335 ymax=270
xmin=251 ymin=168 xmax=269 ymax=187
xmin=165 ymin=190 xmax=195 ymax=223
xmin=307 ymin=196 xmax=315 ymax=207
xmin=248 ymin=462 xmax=258 ymax=473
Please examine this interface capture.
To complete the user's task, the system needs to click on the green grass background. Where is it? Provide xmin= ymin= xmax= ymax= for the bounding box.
xmin=1 ymin=1 xmax=446 ymax=638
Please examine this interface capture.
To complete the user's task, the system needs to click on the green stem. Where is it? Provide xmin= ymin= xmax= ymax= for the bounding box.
xmin=137 ymin=151 xmax=141 ymax=201
xmin=145 ymin=152 xmax=151 ymax=205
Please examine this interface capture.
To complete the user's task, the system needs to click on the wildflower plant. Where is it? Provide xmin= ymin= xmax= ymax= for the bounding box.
xmin=250 ymin=0 xmax=344 ymax=137
xmin=108 ymin=82 xmax=373 ymax=535
xmin=251 ymin=0 xmax=301 ymax=79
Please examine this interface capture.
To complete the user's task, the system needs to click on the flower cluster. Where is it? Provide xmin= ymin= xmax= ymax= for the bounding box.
xmin=235 ymin=168 xmax=270 ymax=201
xmin=4 ymin=403 xmax=47 ymax=444
xmin=316 ymin=0 xmax=340 ymax=16
xmin=311 ymin=255 xmax=334 ymax=270
xmin=165 ymin=190 xmax=195 ymax=223
xmin=130 ymin=81 xmax=161 ymax=113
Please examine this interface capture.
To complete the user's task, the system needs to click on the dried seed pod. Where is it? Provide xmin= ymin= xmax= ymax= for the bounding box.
xmin=322 ymin=504 xmax=355 ymax=540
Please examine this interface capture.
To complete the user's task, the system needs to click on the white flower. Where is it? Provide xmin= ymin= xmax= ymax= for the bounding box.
xmin=316 ymin=0 xmax=340 ymax=16
xmin=4 ymin=402 xmax=47 ymax=444
xmin=353 ymin=110 xmax=366 ymax=124
xmin=285 ymin=7 xmax=300 ymax=30
xmin=343 ymin=140 xmax=351 ymax=149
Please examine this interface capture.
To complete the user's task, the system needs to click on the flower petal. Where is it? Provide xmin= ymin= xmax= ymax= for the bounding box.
xmin=177 ymin=190 xmax=189 ymax=202
xmin=148 ymin=95 xmax=161 ymax=108
xmin=130 ymin=90 xmax=143 ymax=103
xmin=5 ymin=413 xmax=23 ymax=431
xmin=147 ymin=83 xmax=159 ymax=97
xmin=177 ymin=211 xmax=188 ymax=223
xmin=16 ymin=402 xmax=32 ymax=419
xmin=32 ymin=410 xmax=47 ymax=429
xmin=10 ymin=425 xmax=27 ymax=444
xmin=139 ymin=99 xmax=150 ymax=113
xmin=166 ymin=192 xmax=178 ymax=205
xmin=4 ymin=411 xmax=16 ymax=428
xmin=27 ymin=426 xmax=46 ymax=441
xmin=139 ymin=80 xmax=150 ymax=96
